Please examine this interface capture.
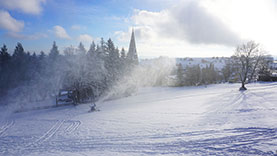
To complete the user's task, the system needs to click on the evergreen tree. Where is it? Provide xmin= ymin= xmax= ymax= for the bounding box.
xmin=49 ymin=41 xmax=59 ymax=60
xmin=13 ymin=42 xmax=25 ymax=60
xmin=38 ymin=51 xmax=46 ymax=60
xmin=0 ymin=44 xmax=11 ymax=94
xmin=47 ymin=41 xmax=63 ymax=95
xmin=107 ymin=39 xmax=115 ymax=55
xmin=10 ymin=43 xmax=29 ymax=87
xmin=37 ymin=51 xmax=47 ymax=76
xmin=100 ymin=38 xmax=107 ymax=55
xmin=88 ymin=41 xmax=96 ymax=57
xmin=120 ymin=48 xmax=126 ymax=59
xmin=0 ymin=44 xmax=11 ymax=66
xmin=105 ymin=39 xmax=118 ymax=81
xmin=119 ymin=48 xmax=127 ymax=74
xmin=78 ymin=42 xmax=86 ymax=55
xmin=100 ymin=38 xmax=105 ymax=49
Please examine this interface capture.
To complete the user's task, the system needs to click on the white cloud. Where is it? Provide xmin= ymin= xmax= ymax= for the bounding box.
xmin=169 ymin=1 xmax=241 ymax=46
xmin=115 ymin=0 xmax=244 ymax=57
xmin=118 ymin=0 xmax=277 ymax=57
xmin=77 ymin=34 xmax=93 ymax=43
xmin=53 ymin=25 xmax=71 ymax=40
xmin=131 ymin=1 xmax=241 ymax=47
xmin=0 ymin=0 xmax=46 ymax=15
xmin=0 ymin=10 xmax=24 ymax=32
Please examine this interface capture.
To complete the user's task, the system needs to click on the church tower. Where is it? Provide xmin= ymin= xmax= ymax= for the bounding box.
xmin=127 ymin=28 xmax=139 ymax=65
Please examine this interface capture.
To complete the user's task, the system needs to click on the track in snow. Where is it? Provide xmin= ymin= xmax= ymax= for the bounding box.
xmin=64 ymin=120 xmax=81 ymax=134
xmin=28 ymin=127 xmax=277 ymax=155
xmin=0 ymin=120 xmax=14 ymax=137
xmin=1 ymin=83 xmax=277 ymax=155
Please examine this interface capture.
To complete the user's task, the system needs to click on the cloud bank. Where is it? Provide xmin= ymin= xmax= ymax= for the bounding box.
xmin=114 ymin=0 xmax=244 ymax=57
xmin=169 ymin=1 xmax=241 ymax=46
xmin=131 ymin=1 xmax=241 ymax=47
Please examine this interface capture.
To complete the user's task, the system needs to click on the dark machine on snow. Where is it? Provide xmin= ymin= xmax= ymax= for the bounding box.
xmin=56 ymin=89 xmax=77 ymax=106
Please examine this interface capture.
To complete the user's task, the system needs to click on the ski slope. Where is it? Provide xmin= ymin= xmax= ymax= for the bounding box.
xmin=1 ymin=83 xmax=277 ymax=155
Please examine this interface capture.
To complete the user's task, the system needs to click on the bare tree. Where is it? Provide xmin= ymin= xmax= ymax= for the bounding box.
xmin=232 ymin=41 xmax=265 ymax=90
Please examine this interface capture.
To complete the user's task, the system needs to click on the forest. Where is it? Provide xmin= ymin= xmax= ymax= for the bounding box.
xmin=0 ymin=39 xmax=137 ymax=107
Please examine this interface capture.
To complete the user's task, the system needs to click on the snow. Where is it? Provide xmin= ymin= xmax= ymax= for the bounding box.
xmin=1 ymin=83 xmax=277 ymax=155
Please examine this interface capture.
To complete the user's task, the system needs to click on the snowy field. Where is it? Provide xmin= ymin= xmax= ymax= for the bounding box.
xmin=1 ymin=83 xmax=277 ymax=155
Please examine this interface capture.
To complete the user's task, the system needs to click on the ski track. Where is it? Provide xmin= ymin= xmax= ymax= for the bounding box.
xmin=25 ymin=127 xmax=277 ymax=155
xmin=1 ymin=83 xmax=277 ymax=155
xmin=0 ymin=120 xmax=14 ymax=137
xmin=34 ymin=120 xmax=64 ymax=144
xmin=20 ymin=119 xmax=65 ymax=152
xmin=65 ymin=120 xmax=81 ymax=134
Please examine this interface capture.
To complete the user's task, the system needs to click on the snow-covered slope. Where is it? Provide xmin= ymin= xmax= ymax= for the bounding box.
xmin=1 ymin=83 xmax=277 ymax=155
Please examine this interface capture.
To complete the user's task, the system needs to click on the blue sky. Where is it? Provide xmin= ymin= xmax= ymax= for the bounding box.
xmin=0 ymin=0 xmax=138 ymax=53
xmin=1 ymin=0 xmax=277 ymax=57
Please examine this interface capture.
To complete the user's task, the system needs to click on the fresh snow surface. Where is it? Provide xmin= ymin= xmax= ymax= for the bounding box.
xmin=1 ymin=83 xmax=277 ymax=155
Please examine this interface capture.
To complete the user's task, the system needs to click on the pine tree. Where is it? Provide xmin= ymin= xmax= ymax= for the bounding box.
xmin=0 ymin=44 xmax=11 ymax=67
xmin=120 ymin=48 xmax=126 ymax=59
xmin=100 ymin=38 xmax=107 ymax=54
xmin=10 ymin=43 xmax=29 ymax=87
xmin=88 ymin=41 xmax=96 ymax=57
xmin=102 ymin=38 xmax=121 ymax=87
xmin=47 ymin=41 xmax=63 ymax=95
xmin=78 ymin=42 xmax=86 ymax=55
xmin=107 ymin=39 xmax=115 ymax=55
xmin=37 ymin=51 xmax=47 ymax=76
xmin=49 ymin=41 xmax=59 ymax=60
xmin=0 ymin=44 xmax=11 ymax=90
xmin=38 ymin=51 xmax=46 ymax=60
xmin=13 ymin=42 xmax=25 ymax=60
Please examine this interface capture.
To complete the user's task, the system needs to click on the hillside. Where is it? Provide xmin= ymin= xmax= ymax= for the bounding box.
xmin=1 ymin=83 xmax=277 ymax=155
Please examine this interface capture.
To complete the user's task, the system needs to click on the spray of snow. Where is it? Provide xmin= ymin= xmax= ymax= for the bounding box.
xmin=98 ymin=57 xmax=177 ymax=104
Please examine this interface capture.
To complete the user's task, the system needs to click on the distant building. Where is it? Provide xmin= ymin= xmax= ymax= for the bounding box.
xmin=127 ymin=28 xmax=139 ymax=65
xmin=270 ymin=60 xmax=277 ymax=70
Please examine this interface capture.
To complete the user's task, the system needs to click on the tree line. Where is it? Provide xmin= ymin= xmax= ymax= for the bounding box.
xmin=0 ymin=38 xmax=136 ymax=106
xmin=0 ymin=40 xmax=273 ymax=107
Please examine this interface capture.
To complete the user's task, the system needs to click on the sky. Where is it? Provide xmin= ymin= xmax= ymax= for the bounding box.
xmin=0 ymin=0 xmax=277 ymax=58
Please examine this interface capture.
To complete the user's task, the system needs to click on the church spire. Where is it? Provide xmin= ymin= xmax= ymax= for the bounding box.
xmin=127 ymin=28 xmax=139 ymax=65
